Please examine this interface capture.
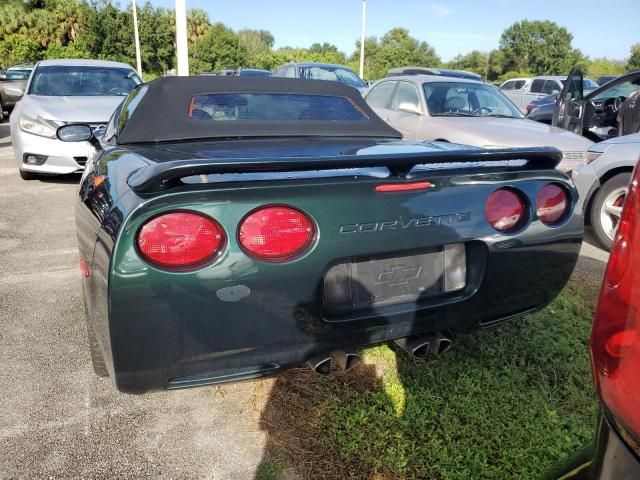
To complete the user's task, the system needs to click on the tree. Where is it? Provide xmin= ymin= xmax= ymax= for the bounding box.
xmin=586 ymin=58 xmax=626 ymax=79
xmin=499 ymin=20 xmax=583 ymax=75
xmin=187 ymin=8 xmax=210 ymax=45
xmin=53 ymin=0 xmax=87 ymax=43
xmin=191 ymin=22 xmax=246 ymax=73
xmin=238 ymin=28 xmax=275 ymax=67
xmin=0 ymin=2 xmax=27 ymax=40
xmin=43 ymin=40 xmax=90 ymax=59
xmin=138 ymin=3 xmax=174 ymax=75
xmin=486 ymin=49 xmax=507 ymax=81
xmin=628 ymin=43 xmax=640 ymax=72
xmin=84 ymin=3 xmax=135 ymax=65
xmin=0 ymin=34 xmax=42 ymax=66
xmin=446 ymin=50 xmax=489 ymax=77
xmin=350 ymin=28 xmax=440 ymax=79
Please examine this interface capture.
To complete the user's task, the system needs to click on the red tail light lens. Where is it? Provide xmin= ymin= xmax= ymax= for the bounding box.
xmin=590 ymin=164 xmax=639 ymax=441
xmin=485 ymin=188 xmax=527 ymax=232
xmin=136 ymin=211 xmax=226 ymax=269
xmin=238 ymin=206 xmax=316 ymax=262
xmin=536 ymin=183 xmax=569 ymax=225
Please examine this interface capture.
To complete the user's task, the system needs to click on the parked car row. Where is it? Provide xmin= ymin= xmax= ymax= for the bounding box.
xmin=216 ymin=68 xmax=273 ymax=77
xmin=500 ymin=75 xmax=599 ymax=113
xmin=7 ymin=57 xmax=637 ymax=254
xmin=272 ymin=61 xmax=368 ymax=94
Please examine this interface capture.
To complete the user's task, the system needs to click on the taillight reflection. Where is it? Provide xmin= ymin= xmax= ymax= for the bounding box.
xmin=485 ymin=188 xmax=527 ymax=232
xmin=536 ymin=183 xmax=569 ymax=225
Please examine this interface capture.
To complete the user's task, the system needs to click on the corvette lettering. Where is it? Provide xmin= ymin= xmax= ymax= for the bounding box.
xmin=339 ymin=212 xmax=471 ymax=233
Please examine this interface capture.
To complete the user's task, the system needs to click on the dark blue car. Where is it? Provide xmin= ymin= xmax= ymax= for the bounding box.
xmin=525 ymin=93 xmax=557 ymax=124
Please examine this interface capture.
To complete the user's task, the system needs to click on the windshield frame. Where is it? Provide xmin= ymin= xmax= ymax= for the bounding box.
xmin=28 ymin=64 xmax=142 ymax=97
xmin=423 ymin=81 xmax=524 ymax=119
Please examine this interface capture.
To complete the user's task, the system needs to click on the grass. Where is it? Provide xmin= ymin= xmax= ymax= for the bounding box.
xmin=255 ymin=281 xmax=599 ymax=480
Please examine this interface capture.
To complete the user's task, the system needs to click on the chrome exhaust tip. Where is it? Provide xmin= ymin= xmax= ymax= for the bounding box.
xmin=433 ymin=334 xmax=452 ymax=354
xmin=307 ymin=355 xmax=332 ymax=375
xmin=395 ymin=333 xmax=453 ymax=358
xmin=332 ymin=351 xmax=362 ymax=372
xmin=394 ymin=336 xmax=432 ymax=359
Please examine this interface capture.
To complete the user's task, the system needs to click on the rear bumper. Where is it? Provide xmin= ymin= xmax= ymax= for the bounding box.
xmin=545 ymin=413 xmax=640 ymax=480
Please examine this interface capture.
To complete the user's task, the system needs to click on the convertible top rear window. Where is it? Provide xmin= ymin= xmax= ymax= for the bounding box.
xmin=188 ymin=93 xmax=368 ymax=122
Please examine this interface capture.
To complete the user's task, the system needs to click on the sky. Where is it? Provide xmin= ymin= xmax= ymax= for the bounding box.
xmin=150 ymin=0 xmax=638 ymax=62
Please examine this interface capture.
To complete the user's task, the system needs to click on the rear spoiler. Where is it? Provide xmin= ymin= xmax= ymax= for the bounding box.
xmin=127 ymin=146 xmax=562 ymax=194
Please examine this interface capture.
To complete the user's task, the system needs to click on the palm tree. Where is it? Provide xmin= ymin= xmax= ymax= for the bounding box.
xmin=187 ymin=8 xmax=210 ymax=45
xmin=54 ymin=0 xmax=85 ymax=43
xmin=21 ymin=9 xmax=59 ymax=46
xmin=0 ymin=3 xmax=25 ymax=40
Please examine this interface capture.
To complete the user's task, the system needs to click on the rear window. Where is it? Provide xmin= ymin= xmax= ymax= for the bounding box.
xmin=5 ymin=68 xmax=31 ymax=80
xmin=188 ymin=93 xmax=369 ymax=122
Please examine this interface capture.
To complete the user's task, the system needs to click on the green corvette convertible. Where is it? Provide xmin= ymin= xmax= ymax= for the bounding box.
xmin=61 ymin=77 xmax=582 ymax=393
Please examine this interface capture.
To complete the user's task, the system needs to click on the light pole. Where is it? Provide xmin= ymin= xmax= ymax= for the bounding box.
xmin=359 ymin=0 xmax=366 ymax=79
xmin=175 ymin=0 xmax=189 ymax=76
xmin=132 ymin=0 xmax=142 ymax=77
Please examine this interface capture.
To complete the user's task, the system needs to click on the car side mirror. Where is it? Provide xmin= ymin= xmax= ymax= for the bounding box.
xmin=57 ymin=124 xmax=94 ymax=142
xmin=397 ymin=102 xmax=422 ymax=115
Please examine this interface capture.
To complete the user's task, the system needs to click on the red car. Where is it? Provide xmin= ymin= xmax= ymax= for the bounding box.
xmin=549 ymin=161 xmax=640 ymax=479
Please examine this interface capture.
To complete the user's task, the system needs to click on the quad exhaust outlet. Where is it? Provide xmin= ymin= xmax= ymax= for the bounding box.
xmin=394 ymin=332 xmax=452 ymax=359
xmin=307 ymin=350 xmax=362 ymax=375
xmin=331 ymin=350 xmax=362 ymax=372
xmin=307 ymin=354 xmax=333 ymax=375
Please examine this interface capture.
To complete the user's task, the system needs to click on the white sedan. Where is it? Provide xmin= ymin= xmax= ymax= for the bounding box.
xmin=10 ymin=58 xmax=140 ymax=180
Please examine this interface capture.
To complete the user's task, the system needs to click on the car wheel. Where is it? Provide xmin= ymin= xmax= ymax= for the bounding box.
xmin=18 ymin=169 xmax=37 ymax=180
xmin=591 ymin=172 xmax=631 ymax=251
xmin=86 ymin=320 xmax=109 ymax=377
xmin=0 ymin=102 xmax=4 ymax=122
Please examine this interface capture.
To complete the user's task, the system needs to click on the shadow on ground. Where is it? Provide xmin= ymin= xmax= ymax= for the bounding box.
xmin=33 ymin=172 xmax=83 ymax=185
xmin=253 ymin=266 xmax=605 ymax=480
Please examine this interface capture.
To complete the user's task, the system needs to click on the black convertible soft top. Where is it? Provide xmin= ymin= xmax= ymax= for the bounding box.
xmin=117 ymin=76 xmax=401 ymax=144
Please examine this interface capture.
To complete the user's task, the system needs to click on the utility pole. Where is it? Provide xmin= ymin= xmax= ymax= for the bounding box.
xmin=359 ymin=0 xmax=366 ymax=79
xmin=175 ymin=0 xmax=189 ymax=76
xmin=132 ymin=0 xmax=142 ymax=78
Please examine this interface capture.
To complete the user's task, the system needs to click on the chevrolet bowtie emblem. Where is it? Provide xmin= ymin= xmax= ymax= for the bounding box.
xmin=375 ymin=265 xmax=422 ymax=286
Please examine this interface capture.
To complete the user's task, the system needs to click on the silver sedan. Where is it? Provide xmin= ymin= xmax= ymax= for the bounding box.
xmin=10 ymin=59 xmax=141 ymax=180
xmin=573 ymin=133 xmax=640 ymax=250
xmin=364 ymin=75 xmax=593 ymax=172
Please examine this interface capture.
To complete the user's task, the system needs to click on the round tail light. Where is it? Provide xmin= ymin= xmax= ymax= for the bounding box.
xmin=238 ymin=205 xmax=316 ymax=262
xmin=136 ymin=211 xmax=226 ymax=270
xmin=485 ymin=188 xmax=527 ymax=232
xmin=536 ymin=183 xmax=569 ymax=225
